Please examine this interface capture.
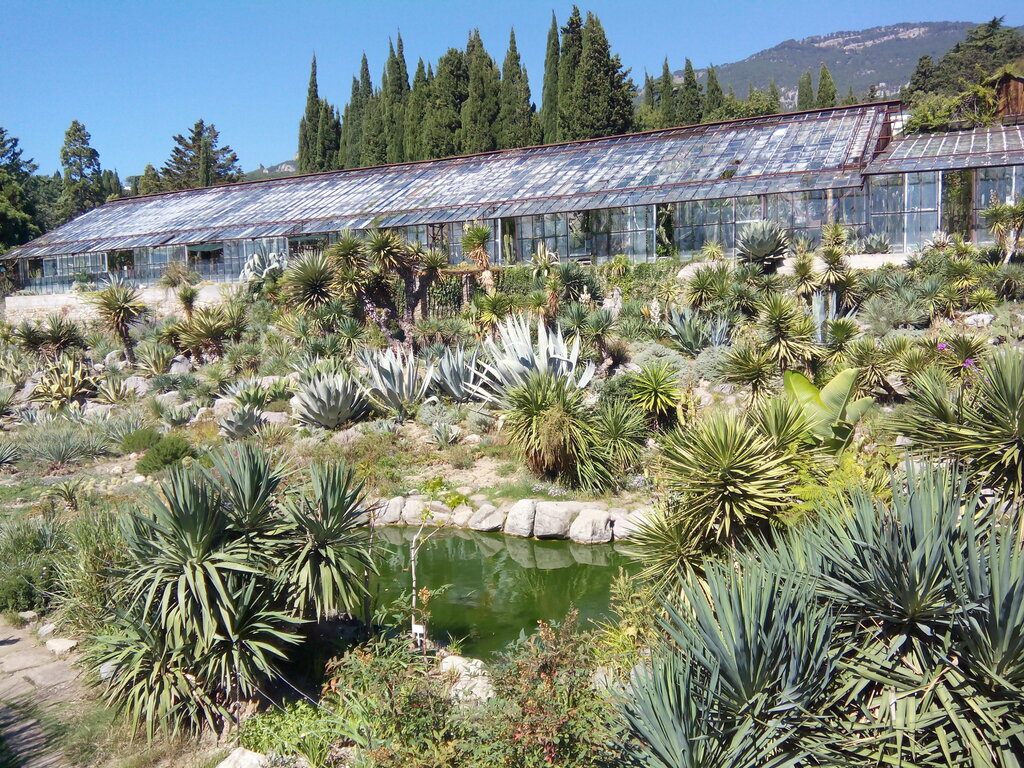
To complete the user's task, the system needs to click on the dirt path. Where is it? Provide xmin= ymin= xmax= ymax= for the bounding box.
xmin=0 ymin=618 xmax=81 ymax=768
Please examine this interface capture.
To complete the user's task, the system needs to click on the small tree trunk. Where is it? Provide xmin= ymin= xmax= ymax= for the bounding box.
xmin=119 ymin=325 xmax=136 ymax=367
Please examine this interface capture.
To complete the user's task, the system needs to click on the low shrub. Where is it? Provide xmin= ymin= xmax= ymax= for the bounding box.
xmin=135 ymin=435 xmax=195 ymax=475
xmin=119 ymin=427 xmax=162 ymax=454
xmin=0 ymin=515 xmax=67 ymax=612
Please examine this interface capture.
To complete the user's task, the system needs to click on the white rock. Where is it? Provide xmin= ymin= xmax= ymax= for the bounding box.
xmin=569 ymin=509 xmax=613 ymax=544
xmin=378 ymin=497 xmax=405 ymax=525
xmin=212 ymin=398 xmax=236 ymax=415
xmin=401 ymin=499 xmax=428 ymax=525
xmin=260 ymin=410 xmax=290 ymax=425
xmin=463 ymin=434 xmax=482 ymax=446
xmin=155 ymin=391 xmax=181 ymax=407
xmin=469 ymin=504 xmax=504 ymax=532
xmin=503 ymin=499 xmax=537 ymax=538
xmin=533 ymin=501 xmax=584 ymax=539
xmin=99 ymin=660 xmax=118 ymax=680
xmin=215 ymin=747 xmax=266 ymax=768
xmin=37 ymin=622 xmax=56 ymax=638
xmin=124 ymin=376 xmax=149 ymax=396
xmin=169 ymin=356 xmax=193 ymax=374
xmin=451 ymin=504 xmax=474 ymax=527
xmin=16 ymin=610 xmax=38 ymax=622
xmin=965 ymin=312 xmax=994 ymax=328
xmin=46 ymin=638 xmax=77 ymax=658
xmin=613 ymin=509 xmax=651 ymax=540
xmin=132 ymin=475 xmax=147 ymax=484
xmin=440 ymin=655 xmax=494 ymax=702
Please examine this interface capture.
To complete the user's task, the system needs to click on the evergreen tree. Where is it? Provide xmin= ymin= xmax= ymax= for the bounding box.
xmin=816 ymin=63 xmax=837 ymax=108
xmin=360 ymin=94 xmax=387 ymax=166
xmin=678 ymin=58 xmax=703 ymax=125
xmin=841 ymin=86 xmax=858 ymax=106
xmin=767 ymin=80 xmax=781 ymax=113
xmin=422 ymin=48 xmax=468 ymax=159
xmin=796 ymin=70 xmax=815 ymax=110
xmin=342 ymin=55 xmax=373 ymax=168
xmin=564 ymin=12 xmax=635 ymax=141
xmin=57 ymin=120 xmax=103 ymax=222
xmin=382 ymin=36 xmax=410 ymax=163
xmin=99 ymin=169 xmax=122 ymax=200
xmin=161 ymin=120 xmax=242 ymax=191
xmin=539 ymin=12 xmax=560 ymax=143
xmin=906 ymin=18 xmax=1024 ymax=97
xmin=497 ymin=29 xmax=535 ymax=149
xmin=461 ymin=29 xmax=501 ymax=154
xmin=865 ymin=84 xmax=880 ymax=103
xmin=24 ymin=172 xmax=62 ymax=234
xmin=637 ymin=73 xmax=658 ymax=130
xmin=0 ymin=127 xmax=39 ymax=251
xmin=556 ymin=6 xmax=584 ymax=141
xmin=404 ymin=59 xmax=430 ymax=161
xmin=298 ymin=56 xmax=321 ymax=173
xmin=136 ymin=164 xmax=162 ymax=195
xmin=704 ymin=66 xmax=725 ymax=117
xmin=656 ymin=58 xmax=677 ymax=128
xmin=316 ymin=103 xmax=341 ymax=170
xmin=905 ymin=55 xmax=936 ymax=98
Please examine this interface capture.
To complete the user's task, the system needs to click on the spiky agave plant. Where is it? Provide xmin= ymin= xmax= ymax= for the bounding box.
xmin=291 ymin=372 xmax=369 ymax=430
xmin=737 ymin=220 xmax=789 ymax=272
xmin=432 ymin=345 xmax=482 ymax=403
xmin=359 ymin=347 xmax=434 ymax=423
xmin=31 ymin=355 xmax=97 ymax=409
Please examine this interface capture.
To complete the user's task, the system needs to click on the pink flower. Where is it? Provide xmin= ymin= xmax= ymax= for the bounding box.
xmin=963 ymin=358 xmax=975 ymax=368
xmin=937 ymin=343 xmax=948 ymax=351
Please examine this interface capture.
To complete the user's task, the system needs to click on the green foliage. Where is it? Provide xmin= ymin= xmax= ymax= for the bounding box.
xmin=629 ymin=361 xmax=682 ymax=426
xmin=292 ymin=372 xmax=369 ymax=430
xmin=135 ymin=435 xmax=195 ymax=475
xmin=119 ymin=427 xmax=161 ymax=454
xmin=782 ymin=368 xmax=873 ymax=453
xmin=0 ymin=514 xmax=67 ymax=612
xmin=31 ymin=355 xmax=96 ymax=409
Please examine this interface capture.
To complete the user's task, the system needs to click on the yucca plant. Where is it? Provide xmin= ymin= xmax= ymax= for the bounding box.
xmin=134 ymin=340 xmax=175 ymax=377
xmin=721 ymin=343 xmax=776 ymax=401
xmin=292 ymin=372 xmax=369 ymax=430
xmin=281 ymin=250 xmax=338 ymax=310
xmin=755 ymin=292 xmax=818 ymax=372
xmin=35 ymin=313 xmax=87 ymax=359
xmin=0 ymin=440 xmax=19 ymax=468
xmin=594 ymin=398 xmax=647 ymax=477
xmin=461 ymin=223 xmax=492 ymax=270
xmin=176 ymin=305 xmax=233 ymax=357
xmin=629 ymin=361 xmax=682 ymax=427
xmin=89 ymin=277 xmax=150 ymax=367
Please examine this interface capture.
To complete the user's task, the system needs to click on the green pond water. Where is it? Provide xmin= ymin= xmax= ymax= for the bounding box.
xmin=371 ymin=527 xmax=637 ymax=657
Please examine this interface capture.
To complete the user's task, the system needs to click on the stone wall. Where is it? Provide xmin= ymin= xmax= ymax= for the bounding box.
xmin=375 ymin=495 xmax=651 ymax=545
xmin=1 ymin=282 xmax=230 ymax=324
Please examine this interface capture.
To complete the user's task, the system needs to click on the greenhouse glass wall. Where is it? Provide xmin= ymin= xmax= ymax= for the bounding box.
xmin=4 ymin=101 xmax=1024 ymax=294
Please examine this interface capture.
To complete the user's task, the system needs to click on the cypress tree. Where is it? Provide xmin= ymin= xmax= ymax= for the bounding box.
xmin=796 ymin=70 xmax=814 ymax=110
xmin=497 ymin=29 xmax=535 ymax=149
xmin=461 ymin=29 xmax=501 ymax=154
xmin=298 ymin=56 xmax=321 ymax=173
xmin=556 ymin=6 xmax=584 ymax=141
xmin=316 ymin=102 xmax=341 ymax=170
xmin=656 ymin=58 xmax=676 ymax=128
xmin=704 ymin=66 xmax=724 ymax=117
xmin=342 ymin=55 xmax=373 ymax=168
xmin=360 ymin=94 xmax=387 ymax=166
xmin=841 ymin=87 xmax=858 ymax=106
xmin=678 ymin=58 xmax=703 ymax=125
xmin=816 ymin=63 xmax=837 ymax=108
xmin=539 ymin=12 xmax=560 ymax=143
xmin=767 ymin=80 xmax=781 ymax=113
xmin=565 ymin=12 xmax=635 ymax=140
xmin=423 ymin=48 xmax=468 ymax=159
xmin=57 ymin=120 xmax=103 ymax=222
xmin=382 ymin=36 xmax=410 ymax=163
xmin=0 ymin=126 xmax=39 ymax=249
xmin=404 ymin=59 xmax=430 ymax=161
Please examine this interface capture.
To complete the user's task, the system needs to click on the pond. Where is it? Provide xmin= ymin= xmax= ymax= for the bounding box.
xmin=371 ymin=527 xmax=638 ymax=657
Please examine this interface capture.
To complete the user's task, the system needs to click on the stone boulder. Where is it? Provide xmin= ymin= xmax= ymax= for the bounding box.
xmin=401 ymin=498 xmax=428 ymax=525
xmin=124 ymin=376 xmax=148 ymax=396
xmin=451 ymin=504 xmax=474 ymax=527
xmin=103 ymin=350 xmax=124 ymax=370
xmin=378 ymin=497 xmax=405 ymax=525
xmin=503 ymin=499 xmax=537 ymax=537
xmin=155 ymin=390 xmax=181 ymax=407
xmin=45 ymin=638 xmax=77 ymax=658
xmin=965 ymin=312 xmax=995 ymax=328
xmin=569 ymin=509 xmax=613 ymax=544
xmin=613 ymin=509 xmax=651 ymax=540
xmin=440 ymin=655 xmax=494 ymax=702
xmin=169 ymin=355 xmax=193 ymax=374
xmin=216 ymin=748 xmax=266 ymax=768
xmin=212 ymin=397 xmax=236 ymax=416
xmin=469 ymin=504 xmax=505 ymax=532
xmin=260 ymin=410 xmax=290 ymax=425
xmin=533 ymin=501 xmax=584 ymax=539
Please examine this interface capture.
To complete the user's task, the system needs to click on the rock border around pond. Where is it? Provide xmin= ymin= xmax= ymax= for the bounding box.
xmin=372 ymin=496 xmax=650 ymax=544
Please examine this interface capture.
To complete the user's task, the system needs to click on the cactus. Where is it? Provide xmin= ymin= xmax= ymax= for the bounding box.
xmin=292 ymin=372 xmax=369 ymax=429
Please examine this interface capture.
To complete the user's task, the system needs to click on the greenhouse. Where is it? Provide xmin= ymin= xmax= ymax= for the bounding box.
xmin=4 ymin=99 xmax=1024 ymax=294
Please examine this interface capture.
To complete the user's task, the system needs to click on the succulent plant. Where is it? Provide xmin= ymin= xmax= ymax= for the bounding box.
xmin=432 ymin=345 xmax=482 ymax=403
xmin=218 ymin=405 xmax=265 ymax=440
xmin=358 ymin=348 xmax=434 ymax=423
xmin=291 ymin=372 xmax=369 ymax=429
xmin=227 ymin=377 xmax=271 ymax=409
xmin=31 ymin=356 xmax=97 ymax=409
xmin=737 ymin=220 xmax=789 ymax=271
xmin=0 ymin=440 xmax=18 ymax=467
xmin=162 ymin=404 xmax=199 ymax=428
xmin=135 ymin=340 xmax=175 ymax=376
xmin=861 ymin=233 xmax=891 ymax=254
xmin=95 ymin=377 xmax=133 ymax=405
xmin=429 ymin=421 xmax=462 ymax=446
xmin=239 ymin=249 xmax=286 ymax=284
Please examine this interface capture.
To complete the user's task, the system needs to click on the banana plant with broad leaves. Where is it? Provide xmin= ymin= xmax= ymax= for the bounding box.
xmin=782 ymin=367 xmax=873 ymax=453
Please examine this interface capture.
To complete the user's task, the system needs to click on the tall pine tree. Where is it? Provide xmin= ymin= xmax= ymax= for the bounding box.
xmin=161 ymin=120 xmax=242 ymax=191
xmin=816 ymin=63 xmax=837 ymax=108
xmin=382 ymin=36 xmax=410 ymax=163
xmin=0 ymin=126 xmax=38 ymax=250
xmin=678 ymin=59 xmax=703 ymax=125
xmin=767 ymin=80 xmax=781 ymax=113
xmin=461 ymin=30 xmax=501 ymax=154
xmin=497 ymin=29 xmax=535 ymax=149
xmin=539 ymin=13 xmax=560 ymax=143
xmin=796 ymin=71 xmax=815 ymax=110
xmin=704 ymin=66 xmax=725 ymax=117
xmin=57 ymin=120 xmax=103 ymax=223
xmin=556 ymin=7 xmax=584 ymax=141
xmin=341 ymin=55 xmax=373 ymax=168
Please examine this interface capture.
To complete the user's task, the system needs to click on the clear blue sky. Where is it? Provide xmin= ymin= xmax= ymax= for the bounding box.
xmin=1 ymin=0 xmax=1020 ymax=177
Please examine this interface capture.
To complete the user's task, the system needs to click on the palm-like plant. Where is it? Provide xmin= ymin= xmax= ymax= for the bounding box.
xmin=982 ymin=196 xmax=1024 ymax=263
xmin=89 ymin=277 xmax=149 ymax=367
xmin=755 ymin=292 xmax=818 ymax=372
xmin=629 ymin=361 xmax=682 ymax=427
xmin=282 ymin=250 xmax=338 ymax=310
xmin=461 ymin=223 xmax=492 ymax=270
xmin=721 ymin=343 xmax=776 ymax=401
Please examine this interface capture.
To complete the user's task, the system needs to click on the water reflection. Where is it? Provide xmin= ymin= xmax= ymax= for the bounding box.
xmin=371 ymin=527 xmax=636 ymax=657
